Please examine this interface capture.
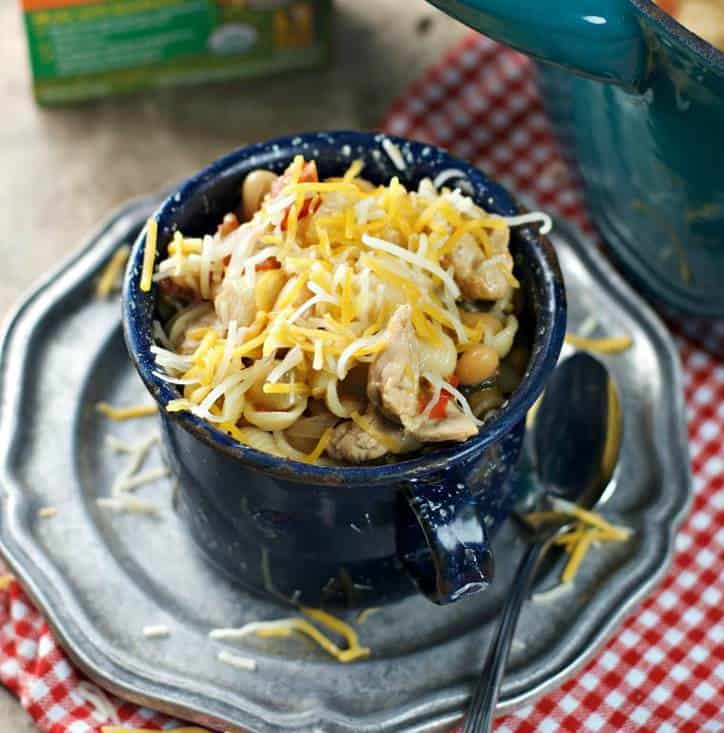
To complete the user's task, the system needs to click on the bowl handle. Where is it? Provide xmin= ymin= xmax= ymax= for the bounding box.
xmin=426 ymin=0 xmax=647 ymax=89
xmin=398 ymin=473 xmax=494 ymax=605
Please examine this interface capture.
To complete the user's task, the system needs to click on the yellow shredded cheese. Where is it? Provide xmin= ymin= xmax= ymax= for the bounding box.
xmin=96 ymin=403 xmax=157 ymax=420
xmin=96 ymin=245 xmax=130 ymax=298
xmin=305 ymin=426 xmax=334 ymax=463
xmin=0 ymin=574 xmax=14 ymax=590
xmin=140 ymin=217 xmax=157 ymax=292
xmin=262 ymin=383 xmax=311 ymax=396
xmin=565 ymin=333 xmax=633 ymax=354
xmin=560 ymin=528 xmax=597 ymax=583
xmin=213 ymin=610 xmax=370 ymax=663
xmin=524 ymin=499 xmax=632 ymax=587
xmin=350 ymin=411 xmax=401 ymax=452
xmin=356 ymin=607 xmax=380 ymax=625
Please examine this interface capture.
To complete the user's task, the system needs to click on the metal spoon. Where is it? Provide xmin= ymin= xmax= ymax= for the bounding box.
xmin=462 ymin=352 xmax=623 ymax=733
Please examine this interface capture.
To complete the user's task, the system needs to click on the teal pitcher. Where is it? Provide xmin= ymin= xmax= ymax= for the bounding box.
xmin=427 ymin=0 xmax=724 ymax=315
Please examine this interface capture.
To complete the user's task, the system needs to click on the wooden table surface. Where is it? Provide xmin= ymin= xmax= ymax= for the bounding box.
xmin=0 ymin=0 xmax=465 ymax=727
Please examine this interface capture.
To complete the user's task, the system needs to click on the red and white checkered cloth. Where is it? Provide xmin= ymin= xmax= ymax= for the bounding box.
xmin=1 ymin=32 xmax=723 ymax=733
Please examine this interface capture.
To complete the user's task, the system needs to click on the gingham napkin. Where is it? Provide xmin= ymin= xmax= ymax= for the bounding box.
xmin=1 ymin=33 xmax=723 ymax=733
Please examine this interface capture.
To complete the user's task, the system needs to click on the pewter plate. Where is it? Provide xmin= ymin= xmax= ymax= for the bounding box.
xmin=0 ymin=196 xmax=691 ymax=732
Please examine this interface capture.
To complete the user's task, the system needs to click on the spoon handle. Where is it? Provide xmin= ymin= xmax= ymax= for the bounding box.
xmin=462 ymin=534 xmax=555 ymax=733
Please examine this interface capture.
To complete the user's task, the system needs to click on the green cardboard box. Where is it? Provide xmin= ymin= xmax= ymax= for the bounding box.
xmin=21 ymin=0 xmax=332 ymax=104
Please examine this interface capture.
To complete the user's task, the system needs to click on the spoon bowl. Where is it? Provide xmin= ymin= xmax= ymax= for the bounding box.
xmin=533 ymin=351 xmax=623 ymax=511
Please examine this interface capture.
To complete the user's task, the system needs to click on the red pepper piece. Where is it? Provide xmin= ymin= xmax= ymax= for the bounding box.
xmin=272 ymin=160 xmax=320 ymax=230
xmin=420 ymin=375 xmax=460 ymax=419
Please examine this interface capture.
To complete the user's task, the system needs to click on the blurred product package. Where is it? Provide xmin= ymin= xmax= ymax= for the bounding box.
xmin=20 ymin=0 xmax=332 ymax=104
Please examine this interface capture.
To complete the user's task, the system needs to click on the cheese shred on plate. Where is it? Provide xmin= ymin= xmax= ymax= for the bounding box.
xmin=524 ymin=498 xmax=632 ymax=590
xmin=564 ymin=332 xmax=633 ymax=354
xmin=147 ymin=150 xmax=551 ymax=465
xmin=210 ymin=606 xmax=370 ymax=663
xmin=96 ymin=402 xmax=158 ymax=420
xmin=96 ymin=244 xmax=130 ymax=298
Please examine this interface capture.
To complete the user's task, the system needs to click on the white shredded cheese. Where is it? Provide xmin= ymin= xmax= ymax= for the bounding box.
xmin=210 ymin=620 xmax=291 ymax=640
xmin=432 ymin=168 xmax=469 ymax=190
xmin=312 ymin=339 xmax=324 ymax=371
xmin=152 ymin=371 xmax=201 ymax=386
xmin=118 ymin=467 xmax=170 ymax=492
xmin=142 ymin=624 xmax=170 ymax=639
xmin=502 ymin=211 xmax=553 ymax=235
xmin=267 ymin=346 xmax=304 ymax=384
xmin=337 ymin=333 xmax=386 ymax=379
xmin=96 ymin=496 xmax=159 ymax=515
xmin=111 ymin=435 xmax=159 ymax=496
xmin=217 ymin=650 xmax=257 ymax=671
xmin=421 ymin=372 xmax=444 ymax=419
xmin=361 ymin=234 xmax=461 ymax=299
xmin=150 ymin=345 xmax=193 ymax=373
xmin=441 ymin=378 xmax=483 ymax=427
xmin=381 ymin=138 xmax=406 ymax=171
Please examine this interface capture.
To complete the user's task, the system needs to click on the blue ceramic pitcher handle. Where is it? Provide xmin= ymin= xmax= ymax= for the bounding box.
xmin=399 ymin=475 xmax=494 ymax=605
xmin=427 ymin=0 xmax=647 ymax=88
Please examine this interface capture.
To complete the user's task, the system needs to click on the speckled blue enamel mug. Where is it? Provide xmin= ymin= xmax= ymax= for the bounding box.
xmin=122 ymin=131 xmax=566 ymax=608
xmin=428 ymin=0 xmax=724 ymax=315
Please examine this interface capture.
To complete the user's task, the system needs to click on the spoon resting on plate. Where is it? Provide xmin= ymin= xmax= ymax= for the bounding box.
xmin=462 ymin=351 xmax=623 ymax=733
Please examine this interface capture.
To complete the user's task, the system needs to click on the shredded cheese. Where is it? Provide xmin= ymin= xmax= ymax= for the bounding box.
xmin=96 ymin=245 xmax=130 ymax=298
xmin=565 ymin=333 xmax=633 ymax=354
xmin=502 ymin=211 xmax=553 ymax=235
xmin=305 ymin=426 xmax=334 ymax=463
xmin=96 ymin=496 xmax=159 ymax=515
xmin=381 ymin=138 xmax=406 ymax=170
xmin=432 ymin=168 xmax=468 ymax=190
xmin=140 ymin=218 xmax=158 ymax=292
xmin=356 ymin=607 xmax=380 ymax=625
xmin=524 ymin=499 xmax=632 ymax=588
xmin=142 ymin=624 xmax=170 ymax=639
xmin=217 ymin=649 xmax=257 ymax=671
xmin=0 ymin=574 xmax=14 ymax=590
xmin=210 ymin=607 xmax=370 ymax=663
xmin=118 ymin=467 xmax=170 ymax=492
xmin=96 ymin=403 xmax=157 ymax=420
xmin=111 ymin=434 xmax=159 ymax=496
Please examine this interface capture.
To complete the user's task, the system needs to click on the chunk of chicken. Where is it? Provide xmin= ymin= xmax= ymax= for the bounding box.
xmin=326 ymin=413 xmax=389 ymax=464
xmin=447 ymin=233 xmax=514 ymax=302
xmin=367 ymin=305 xmax=420 ymax=426
xmin=214 ymin=277 xmax=256 ymax=328
xmin=326 ymin=408 xmax=420 ymax=464
xmin=367 ymin=305 xmax=478 ymax=443
xmin=408 ymin=401 xmax=479 ymax=443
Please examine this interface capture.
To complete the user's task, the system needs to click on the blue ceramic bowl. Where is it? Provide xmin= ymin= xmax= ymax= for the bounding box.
xmin=122 ymin=131 xmax=566 ymax=608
